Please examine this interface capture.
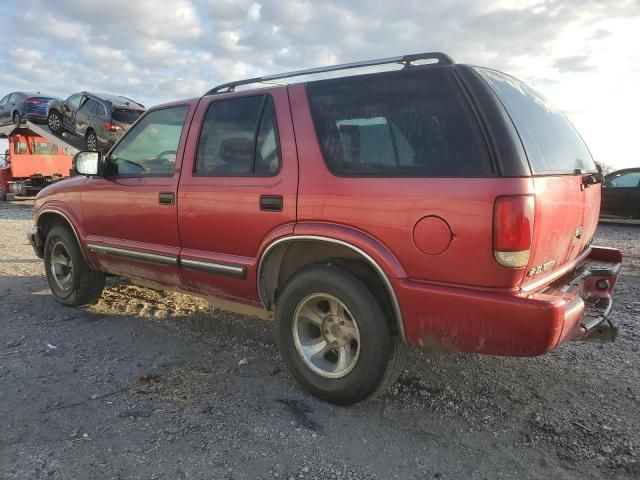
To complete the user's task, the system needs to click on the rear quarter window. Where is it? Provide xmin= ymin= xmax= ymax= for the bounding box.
xmin=475 ymin=67 xmax=596 ymax=175
xmin=306 ymin=67 xmax=492 ymax=177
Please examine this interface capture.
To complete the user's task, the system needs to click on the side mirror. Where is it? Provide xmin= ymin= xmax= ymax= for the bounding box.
xmin=73 ymin=150 xmax=101 ymax=176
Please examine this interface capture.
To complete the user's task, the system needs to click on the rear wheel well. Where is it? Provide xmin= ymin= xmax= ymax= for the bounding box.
xmin=259 ymin=239 xmax=402 ymax=337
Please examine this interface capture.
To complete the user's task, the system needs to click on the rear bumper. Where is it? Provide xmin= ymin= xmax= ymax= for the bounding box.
xmin=396 ymin=246 xmax=622 ymax=356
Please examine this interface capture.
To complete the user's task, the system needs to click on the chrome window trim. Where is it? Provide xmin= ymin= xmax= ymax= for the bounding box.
xmin=87 ymin=243 xmax=177 ymax=266
xmin=257 ymin=235 xmax=406 ymax=342
xmin=181 ymin=258 xmax=246 ymax=278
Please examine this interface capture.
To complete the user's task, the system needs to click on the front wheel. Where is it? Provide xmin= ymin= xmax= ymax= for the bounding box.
xmin=44 ymin=225 xmax=105 ymax=306
xmin=275 ymin=264 xmax=406 ymax=405
xmin=48 ymin=111 xmax=63 ymax=133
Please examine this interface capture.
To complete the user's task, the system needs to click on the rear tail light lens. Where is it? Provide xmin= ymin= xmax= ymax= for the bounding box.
xmin=103 ymin=121 xmax=122 ymax=132
xmin=493 ymin=195 xmax=534 ymax=268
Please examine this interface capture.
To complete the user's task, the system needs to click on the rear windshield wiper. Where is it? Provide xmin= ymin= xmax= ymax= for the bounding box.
xmin=575 ymin=167 xmax=603 ymax=190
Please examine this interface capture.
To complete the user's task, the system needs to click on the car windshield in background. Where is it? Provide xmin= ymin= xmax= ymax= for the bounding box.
xmin=111 ymin=109 xmax=144 ymax=123
xmin=475 ymin=67 xmax=597 ymax=175
xmin=306 ymin=67 xmax=492 ymax=177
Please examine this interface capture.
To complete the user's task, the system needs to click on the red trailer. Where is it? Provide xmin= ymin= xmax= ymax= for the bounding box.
xmin=0 ymin=126 xmax=73 ymax=199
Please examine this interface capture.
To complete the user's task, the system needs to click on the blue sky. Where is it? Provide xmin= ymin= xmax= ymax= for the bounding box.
xmin=1 ymin=0 xmax=639 ymax=169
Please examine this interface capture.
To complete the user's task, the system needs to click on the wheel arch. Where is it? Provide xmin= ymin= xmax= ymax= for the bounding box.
xmin=257 ymin=235 xmax=407 ymax=342
xmin=37 ymin=209 xmax=90 ymax=264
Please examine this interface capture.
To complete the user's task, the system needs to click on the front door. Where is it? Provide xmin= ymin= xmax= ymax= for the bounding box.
xmin=177 ymin=88 xmax=298 ymax=303
xmin=61 ymin=94 xmax=85 ymax=130
xmin=81 ymin=103 xmax=193 ymax=285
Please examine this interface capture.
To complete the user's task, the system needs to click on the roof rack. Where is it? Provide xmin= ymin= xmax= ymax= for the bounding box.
xmin=204 ymin=52 xmax=454 ymax=95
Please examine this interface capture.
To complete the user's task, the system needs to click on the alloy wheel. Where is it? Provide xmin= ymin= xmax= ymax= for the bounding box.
xmin=50 ymin=241 xmax=73 ymax=291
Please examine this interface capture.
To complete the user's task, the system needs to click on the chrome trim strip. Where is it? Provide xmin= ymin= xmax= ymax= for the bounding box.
xmin=87 ymin=243 xmax=177 ymax=266
xmin=257 ymin=235 xmax=406 ymax=343
xmin=181 ymin=258 xmax=246 ymax=279
xmin=38 ymin=209 xmax=89 ymax=263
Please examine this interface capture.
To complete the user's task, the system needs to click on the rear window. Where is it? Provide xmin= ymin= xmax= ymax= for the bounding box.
xmin=306 ymin=67 xmax=491 ymax=177
xmin=112 ymin=109 xmax=144 ymax=123
xmin=475 ymin=68 xmax=596 ymax=175
xmin=31 ymin=141 xmax=58 ymax=155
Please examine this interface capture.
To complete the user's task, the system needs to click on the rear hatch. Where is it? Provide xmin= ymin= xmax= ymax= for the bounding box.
xmin=475 ymin=68 xmax=601 ymax=289
xmin=110 ymin=108 xmax=144 ymax=136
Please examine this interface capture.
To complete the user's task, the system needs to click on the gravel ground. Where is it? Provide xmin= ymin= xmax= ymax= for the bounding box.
xmin=0 ymin=201 xmax=638 ymax=479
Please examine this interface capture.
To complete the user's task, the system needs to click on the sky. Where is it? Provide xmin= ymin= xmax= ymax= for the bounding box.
xmin=0 ymin=0 xmax=639 ymax=169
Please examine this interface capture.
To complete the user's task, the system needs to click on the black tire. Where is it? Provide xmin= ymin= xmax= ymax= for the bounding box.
xmin=85 ymin=130 xmax=97 ymax=151
xmin=48 ymin=110 xmax=63 ymax=133
xmin=12 ymin=111 xmax=20 ymax=125
xmin=275 ymin=264 xmax=406 ymax=405
xmin=44 ymin=225 xmax=105 ymax=306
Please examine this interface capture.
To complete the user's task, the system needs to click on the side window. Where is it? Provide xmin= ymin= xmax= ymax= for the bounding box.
xmin=79 ymin=98 xmax=98 ymax=114
xmin=14 ymin=141 xmax=27 ymax=154
xmin=67 ymin=94 xmax=84 ymax=110
xmin=96 ymin=103 xmax=107 ymax=118
xmin=306 ymin=68 xmax=491 ymax=176
xmin=8 ymin=94 xmax=17 ymax=103
xmin=0 ymin=95 xmax=9 ymax=106
xmin=108 ymin=105 xmax=188 ymax=177
xmin=195 ymin=95 xmax=281 ymax=176
xmin=605 ymin=172 xmax=640 ymax=188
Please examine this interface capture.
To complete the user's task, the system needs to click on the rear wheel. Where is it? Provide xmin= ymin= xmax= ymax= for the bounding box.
xmin=275 ymin=264 xmax=406 ymax=405
xmin=85 ymin=130 xmax=97 ymax=151
xmin=44 ymin=225 xmax=105 ymax=306
xmin=12 ymin=111 xmax=20 ymax=125
xmin=48 ymin=111 xmax=63 ymax=133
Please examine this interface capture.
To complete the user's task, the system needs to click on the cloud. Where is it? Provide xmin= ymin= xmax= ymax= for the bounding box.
xmin=553 ymin=55 xmax=596 ymax=73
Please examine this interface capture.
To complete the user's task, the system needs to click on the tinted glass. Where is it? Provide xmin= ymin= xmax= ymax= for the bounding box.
xmin=79 ymin=98 xmax=98 ymax=113
xmin=306 ymin=67 xmax=490 ymax=176
xmin=67 ymin=94 xmax=84 ymax=109
xmin=255 ymin=98 xmax=281 ymax=175
xmin=196 ymin=96 xmax=275 ymax=176
xmin=112 ymin=109 xmax=143 ymax=123
xmin=605 ymin=171 xmax=640 ymax=188
xmin=31 ymin=141 xmax=58 ymax=155
xmin=476 ymin=68 xmax=596 ymax=175
xmin=109 ymin=105 xmax=188 ymax=177
xmin=95 ymin=103 xmax=107 ymax=117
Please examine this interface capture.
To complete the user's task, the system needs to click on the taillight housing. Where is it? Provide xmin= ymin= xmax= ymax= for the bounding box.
xmin=25 ymin=98 xmax=44 ymax=105
xmin=493 ymin=195 xmax=535 ymax=268
xmin=103 ymin=121 xmax=122 ymax=132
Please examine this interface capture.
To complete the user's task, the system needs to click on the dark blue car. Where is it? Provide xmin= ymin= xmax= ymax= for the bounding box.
xmin=0 ymin=91 xmax=60 ymax=125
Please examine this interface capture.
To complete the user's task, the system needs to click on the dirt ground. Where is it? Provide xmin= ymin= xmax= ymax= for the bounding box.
xmin=0 ymin=201 xmax=638 ymax=480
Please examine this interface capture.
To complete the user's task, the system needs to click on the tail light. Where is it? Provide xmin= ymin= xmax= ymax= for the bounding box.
xmin=493 ymin=195 xmax=535 ymax=268
xmin=25 ymin=98 xmax=44 ymax=105
xmin=103 ymin=121 xmax=122 ymax=132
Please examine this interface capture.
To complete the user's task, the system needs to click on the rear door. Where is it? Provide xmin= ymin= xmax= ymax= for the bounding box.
xmin=81 ymin=103 xmax=193 ymax=285
xmin=475 ymin=68 xmax=600 ymax=286
xmin=177 ymin=88 xmax=298 ymax=302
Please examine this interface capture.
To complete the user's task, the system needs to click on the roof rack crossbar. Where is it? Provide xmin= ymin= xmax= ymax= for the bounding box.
xmin=205 ymin=51 xmax=454 ymax=95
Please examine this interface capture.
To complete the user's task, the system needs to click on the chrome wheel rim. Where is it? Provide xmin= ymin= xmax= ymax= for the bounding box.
xmin=86 ymin=133 xmax=97 ymax=151
xmin=292 ymin=293 xmax=361 ymax=379
xmin=50 ymin=242 xmax=73 ymax=291
xmin=48 ymin=114 xmax=60 ymax=131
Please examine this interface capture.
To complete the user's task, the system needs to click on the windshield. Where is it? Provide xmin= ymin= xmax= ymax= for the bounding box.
xmin=475 ymin=67 xmax=597 ymax=175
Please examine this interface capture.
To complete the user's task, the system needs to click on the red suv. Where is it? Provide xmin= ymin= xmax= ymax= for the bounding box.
xmin=28 ymin=53 xmax=622 ymax=405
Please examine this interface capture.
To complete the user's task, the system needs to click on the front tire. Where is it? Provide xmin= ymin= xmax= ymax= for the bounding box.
xmin=48 ymin=111 xmax=63 ymax=133
xmin=275 ymin=264 xmax=405 ymax=405
xmin=44 ymin=225 xmax=105 ymax=306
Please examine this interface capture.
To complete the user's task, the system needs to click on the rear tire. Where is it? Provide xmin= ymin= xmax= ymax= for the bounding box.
xmin=12 ymin=111 xmax=20 ymax=125
xmin=48 ymin=111 xmax=63 ymax=133
xmin=44 ymin=225 xmax=105 ymax=306
xmin=275 ymin=264 xmax=405 ymax=405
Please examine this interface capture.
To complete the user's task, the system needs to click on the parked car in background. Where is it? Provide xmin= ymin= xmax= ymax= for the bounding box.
xmin=601 ymin=168 xmax=640 ymax=218
xmin=28 ymin=53 xmax=622 ymax=405
xmin=0 ymin=91 xmax=60 ymax=125
xmin=47 ymin=92 xmax=145 ymax=152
